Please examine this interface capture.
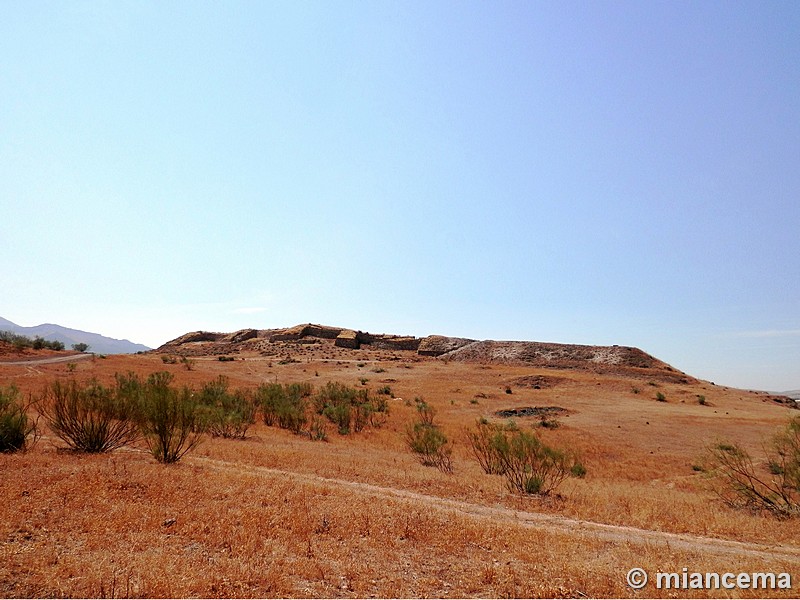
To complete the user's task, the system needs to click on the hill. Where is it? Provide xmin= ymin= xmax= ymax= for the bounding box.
xmin=0 ymin=316 xmax=150 ymax=355
xmin=1 ymin=337 xmax=798 ymax=597
xmin=156 ymin=322 xmax=692 ymax=382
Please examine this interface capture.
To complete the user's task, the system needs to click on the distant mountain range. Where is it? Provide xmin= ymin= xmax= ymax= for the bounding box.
xmin=0 ymin=316 xmax=150 ymax=355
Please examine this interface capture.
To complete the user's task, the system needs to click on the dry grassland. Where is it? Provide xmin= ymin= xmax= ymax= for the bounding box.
xmin=1 ymin=344 xmax=798 ymax=597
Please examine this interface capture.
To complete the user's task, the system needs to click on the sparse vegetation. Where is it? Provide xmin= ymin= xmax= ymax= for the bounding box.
xmin=708 ymin=416 xmax=800 ymax=518
xmin=405 ymin=400 xmax=452 ymax=473
xmin=195 ymin=375 xmax=256 ymax=439
xmin=466 ymin=419 xmax=583 ymax=495
xmin=137 ymin=371 xmax=203 ymax=463
xmin=257 ymin=382 xmax=310 ymax=434
xmin=0 ymin=331 xmax=64 ymax=351
xmin=465 ymin=418 xmax=509 ymax=475
xmin=72 ymin=342 xmax=90 ymax=353
xmin=314 ymin=381 xmax=387 ymax=435
xmin=38 ymin=379 xmax=140 ymax=453
xmin=0 ymin=385 xmax=37 ymax=452
xmin=2 ymin=332 xmax=799 ymax=597
xmin=656 ymin=391 xmax=667 ymax=402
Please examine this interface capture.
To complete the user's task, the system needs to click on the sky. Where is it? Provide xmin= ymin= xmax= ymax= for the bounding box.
xmin=2 ymin=1 xmax=799 ymax=391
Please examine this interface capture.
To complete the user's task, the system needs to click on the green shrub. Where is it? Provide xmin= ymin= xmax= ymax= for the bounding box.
xmin=0 ymin=331 xmax=63 ymax=351
xmin=405 ymin=400 xmax=452 ymax=473
xmin=256 ymin=382 xmax=310 ymax=434
xmin=376 ymin=385 xmax=393 ymax=396
xmin=656 ymin=392 xmax=667 ymax=402
xmin=413 ymin=398 xmax=436 ymax=426
xmin=406 ymin=422 xmax=452 ymax=472
xmin=138 ymin=372 xmax=203 ymax=463
xmin=308 ymin=415 xmax=328 ymax=441
xmin=465 ymin=419 xmax=508 ymax=475
xmin=497 ymin=430 xmax=580 ymax=495
xmin=0 ymin=385 xmax=37 ymax=453
xmin=466 ymin=420 xmax=584 ymax=495
xmin=38 ymin=379 xmax=140 ymax=453
xmin=196 ymin=376 xmax=256 ymax=439
xmin=314 ymin=381 xmax=387 ymax=435
xmin=708 ymin=416 xmax=799 ymax=518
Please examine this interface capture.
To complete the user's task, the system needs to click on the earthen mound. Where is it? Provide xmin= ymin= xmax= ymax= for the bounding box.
xmin=418 ymin=335 xmax=475 ymax=356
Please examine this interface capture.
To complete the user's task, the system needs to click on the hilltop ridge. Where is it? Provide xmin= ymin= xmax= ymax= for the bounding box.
xmin=156 ymin=322 xmax=693 ymax=382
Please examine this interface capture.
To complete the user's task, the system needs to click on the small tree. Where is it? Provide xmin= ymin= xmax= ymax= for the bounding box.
xmin=72 ymin=342 xmax=90 ymax=353
xmin=708 ymin=416 xmax=800 ymax=518
xmin=0 ymin=385 xmax=38 ymax=452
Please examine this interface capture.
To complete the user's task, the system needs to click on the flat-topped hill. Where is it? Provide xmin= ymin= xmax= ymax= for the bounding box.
xmin=156 ymin=323 xmax=691 ymax=381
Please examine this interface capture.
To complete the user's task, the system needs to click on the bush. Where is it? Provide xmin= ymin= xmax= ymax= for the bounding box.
xmin=405 ymin=401 xmax=452 ymax=473
xmin=466 ymin=420 xmax=583 ymax=495
xmin=497 ymin=429 xmax=581 ymax=495
xmin=196 ymin=375 xmax=256 ymax=439
xmin=257 ymin=382 xmax=310 ymax=434
xmin=708 ymin=416 xmax=799 ymax=518
xmin=466 ymin=419 xmax=508 ymax=475
xmin=72 ymin=343 xmax=90 ymax=353
xmin=314 ymin=381 xmax=387 ymax=435
xmin=0 ymin=385 xmax=37 ymax=452
xmin=308 ymin=415 xmax=328 ymax=441
xmin=138 ymin=372 xmax=203 ymax=463
xmin=38 ymin=379 xmax=140 ymax=453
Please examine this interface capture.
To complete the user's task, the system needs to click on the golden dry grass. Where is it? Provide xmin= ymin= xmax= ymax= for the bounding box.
xmin=1 ymin=344 xmax=798 ymax=598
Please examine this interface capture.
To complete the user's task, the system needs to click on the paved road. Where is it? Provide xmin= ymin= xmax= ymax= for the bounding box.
xmin=0 ymin=353 xmax=94 ymax=366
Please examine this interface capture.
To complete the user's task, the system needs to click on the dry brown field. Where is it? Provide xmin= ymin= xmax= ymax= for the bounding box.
xmin=1 ymin=340 xmax=798 ymax=598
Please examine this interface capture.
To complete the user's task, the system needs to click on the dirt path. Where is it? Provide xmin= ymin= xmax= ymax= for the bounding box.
xmin=188 ymin=454 xmax=800 ymax=564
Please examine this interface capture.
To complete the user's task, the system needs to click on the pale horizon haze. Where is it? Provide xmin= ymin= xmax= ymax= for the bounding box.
xmin=2 ymin=1 xmax=799 ymax=391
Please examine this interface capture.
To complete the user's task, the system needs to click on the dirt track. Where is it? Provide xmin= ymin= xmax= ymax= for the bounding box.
xmin=189 ymin=454 xmax=800 ymax=564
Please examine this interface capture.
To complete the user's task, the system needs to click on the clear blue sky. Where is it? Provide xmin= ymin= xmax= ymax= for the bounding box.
xmin=2 ymin=1 xmax=798 ymax=391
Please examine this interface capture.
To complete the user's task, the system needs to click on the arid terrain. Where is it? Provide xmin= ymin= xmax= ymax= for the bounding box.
xmin=1 ymin=324 xmax=798 ymax=598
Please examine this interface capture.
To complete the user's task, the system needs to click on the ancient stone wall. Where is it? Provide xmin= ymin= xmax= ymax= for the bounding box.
xmin=334 ymin=329 xmax=360 ymax=349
